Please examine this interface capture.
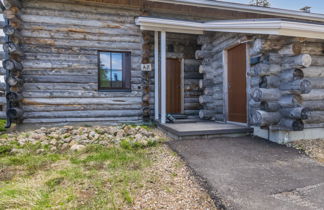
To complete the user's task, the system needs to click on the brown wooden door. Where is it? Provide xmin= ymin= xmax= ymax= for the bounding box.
xmin=227 ymin=44 xmax=247 ymax=123
xmin=166 ymin=58 xmax=181 ymax=114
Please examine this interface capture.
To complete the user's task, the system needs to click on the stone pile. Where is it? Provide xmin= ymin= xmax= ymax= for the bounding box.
xmin=0 ymin=125 xmax=164 ymax=152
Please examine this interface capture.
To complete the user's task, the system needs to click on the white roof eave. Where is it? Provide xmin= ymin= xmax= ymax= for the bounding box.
xmin=147 ymin=0 xmax=324 ymax=23
xmin=135 ymin=17 xmax=324 ymax=39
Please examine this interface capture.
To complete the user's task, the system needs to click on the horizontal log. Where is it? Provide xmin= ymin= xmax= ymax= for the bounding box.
xmin=302 ymin=66 xmax=324 ymax=78
xmin=199 ymin=110 xmax=216 ymax=119
xmin=260 ymin=75 xmax=280 ymax=88
xmin=199 ymin=95 xmax=214 ymax=104
xmin=251 ymin=110 xmax=281 ymax=126
xmin=263 ymin=53 xmax=282 ymax=65
xmin=23 ymin=104 xmax=143 ymax=112
xmin=282 ymin=54 xmax=312 ymax=69
xmin=250 ymin=64 xmax=281 ymax=76
xmin=278 ymin=43 xmax=302 ymax=55
xmin=279 ymin=95 xmax=302 ymax=108
xmin=280 ymin=69 xmax=304 ymax=82
xmin=306 ymin=78 xmax=324 ymax=89
xmin=23 ymin=116 xmax=142 ymax=124
xmin=279 ymin=79 xmax=312 ymax=94
xmin=302 ymin=89 xmax=324 ymax=101
xmin=260 ymin=101 xmax=280 ymax=112
xmin=251 ymin=88 xmax=281 ymax=102
xmin=22 ymin=90 xmax=142 ymax=98
xmin=24 ymin=110 xmax=142 ymax=119
xmin=310 ymin=56 xmax=324 ymax=66
xmin=250 ymin=76 xmax=261 ymax=88
xmin=250 ymin=38 xmax=289 ymax=56
xmin=300 ymin=42 xmax=324 ymax=55
xmin=199 ymin=79 xmax=215 ymax=89
xmin=22 ymin=97 xmax=142 ymax=105
xmin=279 ymin=119 xmax=304 ymax=131
xmin=280 ymin=107 xmax=311 ymax=120
xmin=303 ymin=101 xmax=324 ymax=111
xmin=304 ymin=111 xmax=324 ymax=124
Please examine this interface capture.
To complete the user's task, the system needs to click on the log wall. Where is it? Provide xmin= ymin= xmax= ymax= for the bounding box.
xmin=196 ymin=32 xmax=324 ymax=131
xmin=196 ymin=32 xmax=244 ymax=121
xmin=249 ymin=36 xmax=324 ymax=131
xmin=0 ymin=13 xmax=6 ymax=119
xmin=19 ymin=0 xmax=144 ymax=124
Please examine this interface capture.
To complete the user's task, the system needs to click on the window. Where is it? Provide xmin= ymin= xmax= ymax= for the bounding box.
xmin=98 ymin=51 xmax=131 ymax=91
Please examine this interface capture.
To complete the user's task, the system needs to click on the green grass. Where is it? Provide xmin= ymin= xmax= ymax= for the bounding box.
xmin=0 ymin=120 xmax=6 ymax=132
xmin=0 ymin=140 xmax=158 ymax=209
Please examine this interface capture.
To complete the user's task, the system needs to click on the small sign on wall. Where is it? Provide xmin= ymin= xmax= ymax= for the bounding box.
xmin=141 ymin=64 xmax=152 ymax=72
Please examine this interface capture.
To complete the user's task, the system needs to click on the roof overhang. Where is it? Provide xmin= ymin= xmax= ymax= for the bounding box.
xmin=135 ymin=17 xmax=324 ymax=39
xmin=147 ymin=0 xmax=324 ymax=23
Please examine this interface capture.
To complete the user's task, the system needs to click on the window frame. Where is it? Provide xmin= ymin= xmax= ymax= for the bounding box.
xmin=97 ymin=50 xmax=132 ymax=92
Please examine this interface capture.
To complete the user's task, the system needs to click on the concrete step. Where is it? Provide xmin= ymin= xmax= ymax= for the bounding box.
xmin=159 ymin=122 xmax=254 ymax=140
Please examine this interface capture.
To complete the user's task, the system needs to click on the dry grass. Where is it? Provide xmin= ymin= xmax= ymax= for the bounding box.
xmin=0 ymin=125 xmax=216 ymax=209
xmin=287 ymin=139 xmax=324 ymax=163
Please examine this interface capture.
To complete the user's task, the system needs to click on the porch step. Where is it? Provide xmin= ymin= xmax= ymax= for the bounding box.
xmin=159 ymin=122 xmax=254 ymax=140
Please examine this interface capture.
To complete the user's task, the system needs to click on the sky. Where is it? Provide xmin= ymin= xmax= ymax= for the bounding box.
xmin=219 ymin=0 xmax=324 ymax=14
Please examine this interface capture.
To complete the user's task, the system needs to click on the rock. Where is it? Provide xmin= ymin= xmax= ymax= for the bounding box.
xmin=61 ymin=143 xmax=70 ymax=150
xmin=50 ymin=146 xmax=57 ymax=153
xmin=31 ymin=134 xmax=42 ymax=140
xmin=50 ymin=139 xmax=57 ymax=145
xmin=36 ymin=149 xmax=46 ymax=154
xmin=70 ymin=144 xmax=86 ymax=152
xmin=63 ymin=137 xmax=72 ymax=143
xmin=135 ymin=133 xmax=143 ymax=141
xmin=10 ymin=148 xmax=25 ymax=155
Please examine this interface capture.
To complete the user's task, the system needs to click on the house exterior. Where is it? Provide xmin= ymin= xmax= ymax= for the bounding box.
xmin=1 ymin=0 xmax=324 ymax=143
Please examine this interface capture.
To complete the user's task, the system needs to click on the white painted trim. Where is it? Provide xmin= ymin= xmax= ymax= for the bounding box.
xmin=222 ymin=50 xmax=228 ymax=123
xmin=161 ymin=31 xmax=167 ymax=124
xmin=154 ymin=31 xmax=159 ymax=120
xmin=148 ymin=0 xmax=324 ymax=23
xmin=245 ymin=43 xmax=251 ymax=126
xmin=181 ymin=58 xmax=185 ymax=114
xmin=136 ymin=17 xmax=324 ymax=39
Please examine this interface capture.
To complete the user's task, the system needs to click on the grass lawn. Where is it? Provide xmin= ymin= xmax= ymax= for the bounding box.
xmin=0 ymin=122 xmax=216 ymax=209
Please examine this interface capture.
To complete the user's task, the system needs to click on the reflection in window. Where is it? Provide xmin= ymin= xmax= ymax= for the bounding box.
xmin=98 ymin=51 xmax=131 ymax=90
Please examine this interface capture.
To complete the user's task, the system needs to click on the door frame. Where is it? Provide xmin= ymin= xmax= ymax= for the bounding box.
xmin=223 ymin=42 xmax=251 ymax=126
xmin=166 ymin=57 xmax=185 ymax=114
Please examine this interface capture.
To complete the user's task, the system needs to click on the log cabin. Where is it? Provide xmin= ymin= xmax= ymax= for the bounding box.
xmin=1 ymin=0 xmax=324 ymax=143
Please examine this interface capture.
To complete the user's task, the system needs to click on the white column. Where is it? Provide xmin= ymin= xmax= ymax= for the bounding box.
xmin=154 ymin=31 xmax=159 ymax=121
xmin=161 ymin=31 xmax=167 ymax=124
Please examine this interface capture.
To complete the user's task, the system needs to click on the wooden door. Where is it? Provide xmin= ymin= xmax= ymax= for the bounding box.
xmin=166 ymin=58 xmax=181 ymax=114
xmin=227 ymin=44 xmax=247 ymax=123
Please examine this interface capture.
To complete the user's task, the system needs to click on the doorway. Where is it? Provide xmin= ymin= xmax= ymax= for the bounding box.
xmin=166 ymin=58 xmax=182 ymax=114
xmin=227 ymin=44 xmax=247 ymax=123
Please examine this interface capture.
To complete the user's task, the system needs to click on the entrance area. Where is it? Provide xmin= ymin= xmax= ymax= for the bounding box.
xmin=227 ymin=44 xmax=247 ymax=123
xmin=166 ymin=58 xmax=182 ymax=114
